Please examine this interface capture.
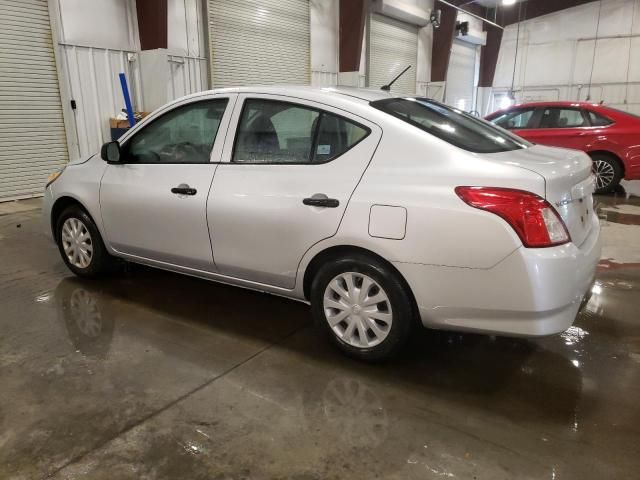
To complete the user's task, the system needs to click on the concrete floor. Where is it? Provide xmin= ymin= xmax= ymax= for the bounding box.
xmin=1 ymin=184 xmax=639 ymax=480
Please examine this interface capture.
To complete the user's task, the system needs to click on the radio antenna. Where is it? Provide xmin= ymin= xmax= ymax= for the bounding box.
xmin=381 ymin=65 xmax=412 ymax=91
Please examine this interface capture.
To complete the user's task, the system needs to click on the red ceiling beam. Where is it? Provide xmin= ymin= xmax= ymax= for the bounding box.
xmin=339 ymin=0 xmax=369 ymax=72
xmin=136 ymin=0 xmax=168 ymax=50
xmin=431 ymin=2 xmax=458 ymax=82
xmin=478 ymin=24 xmax=503 ymax=87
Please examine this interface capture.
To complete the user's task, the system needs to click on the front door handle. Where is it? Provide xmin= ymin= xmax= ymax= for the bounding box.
xmin=303 ymin=194 xmax=339 ymax=208
xmin=171 ymin=184 xmax=197 ymax=196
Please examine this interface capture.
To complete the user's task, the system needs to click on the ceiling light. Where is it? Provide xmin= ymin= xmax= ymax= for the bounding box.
xmin=503 ymin=0 xmax=516 ymax=5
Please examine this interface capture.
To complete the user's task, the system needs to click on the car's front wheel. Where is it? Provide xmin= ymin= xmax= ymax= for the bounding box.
xmin=310 ymin=254 xmax=415 ymax=361
xmin=591 ymin=153 xmax=622 ymax=194
xmin=56 ymin=205 xmax=117 ymax=277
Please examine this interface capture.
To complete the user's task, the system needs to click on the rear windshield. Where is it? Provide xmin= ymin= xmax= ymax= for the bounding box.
xmin=603 ymin=106 xmax=640 ymax=120
xmin=371 ymin=98 xmax=530 ymax=153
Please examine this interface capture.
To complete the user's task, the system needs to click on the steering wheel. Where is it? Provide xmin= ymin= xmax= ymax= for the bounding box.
xmin=160 ymin=142 xmax=201 ymax=162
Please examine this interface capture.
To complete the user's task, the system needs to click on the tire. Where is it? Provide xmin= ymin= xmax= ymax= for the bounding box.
xmin=310 ymin=254 xmax=415 ymax=362
xmin=591 ymin=153 xmax=622 ymax=194
xmin=55 ymin=205 xmax=117 ymax=277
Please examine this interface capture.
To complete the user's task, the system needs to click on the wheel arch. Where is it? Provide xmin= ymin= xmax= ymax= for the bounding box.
xmin=50 ymin=196 xmax=95 ymax=243
xmin=587 ymin=150 xmax=625 ymax=176
xmin=302 ymin=245 xmax=419 ymax=319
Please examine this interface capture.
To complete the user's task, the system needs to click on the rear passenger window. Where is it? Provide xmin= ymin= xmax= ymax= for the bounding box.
xmin=234 ymin=99 xmax=319 ymax=163
xmin=539 ymin=108 xmax=586 ymax=128
xmin=233 ymin=99 xmax=369 ymax=164
xmin=313 ymin=113 xmax=369 ymax=162
xmin=587 ymin=110 xmax=613 ymax=126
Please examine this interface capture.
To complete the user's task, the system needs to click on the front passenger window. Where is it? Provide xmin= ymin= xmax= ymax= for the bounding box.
xmin=126 ymin=99 xmax=228 ymax=163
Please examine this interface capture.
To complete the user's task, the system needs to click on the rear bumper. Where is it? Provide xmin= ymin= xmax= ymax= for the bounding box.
xmin=395 ymin=214 xmax=601 ymax=337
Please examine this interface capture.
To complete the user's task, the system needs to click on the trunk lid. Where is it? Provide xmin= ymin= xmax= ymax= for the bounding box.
xmin=484 ymin=144 xmax=595 ymax=247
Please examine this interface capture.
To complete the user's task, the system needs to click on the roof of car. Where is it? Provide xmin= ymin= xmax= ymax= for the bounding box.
xmin=191 ymin=85 xmax=400 ymax=103
xmin=508 ymin=101 xmax=604 ymax=109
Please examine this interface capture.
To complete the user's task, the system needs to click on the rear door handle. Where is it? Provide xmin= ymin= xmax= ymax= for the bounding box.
xmin=171 ymin=184 xmax=197 ymax=196
xmin=303 ymin=194 xmax=339 ymax=208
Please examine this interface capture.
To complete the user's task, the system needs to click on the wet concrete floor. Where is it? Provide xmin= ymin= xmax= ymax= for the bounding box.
xmin=1 ymin=183 xmax=640 ymax=479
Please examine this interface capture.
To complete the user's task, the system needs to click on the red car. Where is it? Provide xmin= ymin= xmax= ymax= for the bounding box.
xmin=486 ymin=101 xmax=640 ymax=193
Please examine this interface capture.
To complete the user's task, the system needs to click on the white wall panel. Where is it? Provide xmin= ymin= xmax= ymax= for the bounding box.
xmin=310 ymin=0 xmax=338 ymax=76
xmin=493 ymin=0 xmax=640 ymax=114
xmin=168 ymin=55 xmax=208 ymax=98
xmin=523 ymin=41 xmax=574 ymax=86
xmin=311 ymin=70 xmax=338 ymax=86
xmin=168 ymin=0 xmax=205 ymax=57
xmin=416 ymin=7 xmax=433 ymax=89
xmin=629 ymin=37 xmax=640 ymax=81
xmin=59 ymin=45 xmax=141 ymax=157
xmin=57 ymin=0 xmax=137 ymax=50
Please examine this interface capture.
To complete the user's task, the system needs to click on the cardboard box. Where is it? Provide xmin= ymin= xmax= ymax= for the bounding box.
xmin=109 ymin=112 xmax=150 ymax=129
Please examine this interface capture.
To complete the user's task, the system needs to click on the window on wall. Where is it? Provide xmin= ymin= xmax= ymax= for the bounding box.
xmin=126 ymin=99 xmax=228 ymax=163
xmin=490 ymin=108 xmax=536 ymax=130
xmin=233 ymin=99 xmax=370 ymax=164
xmin=539 ymin=108 xmax=587 ymax=128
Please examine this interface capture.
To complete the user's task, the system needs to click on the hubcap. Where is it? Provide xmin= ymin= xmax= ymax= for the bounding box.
xmin=592 ymin=159 xmax=615 ymax=190
xmin=323 ymin=272 xmax=393 ymax=348
xmin=61 ymin=218 xmax=93 ymax=269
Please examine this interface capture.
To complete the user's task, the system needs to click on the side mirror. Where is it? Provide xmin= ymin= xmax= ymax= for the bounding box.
xmin=100 ymin=141 xmax=121 ymax=163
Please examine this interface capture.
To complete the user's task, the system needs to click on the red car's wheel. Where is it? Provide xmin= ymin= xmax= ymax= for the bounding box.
xmin=591 ymin=153 xmax=622 ymax=194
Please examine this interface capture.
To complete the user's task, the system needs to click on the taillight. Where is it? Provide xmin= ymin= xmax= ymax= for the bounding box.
xmin=455 ymin=187 xmax=570 ymax=248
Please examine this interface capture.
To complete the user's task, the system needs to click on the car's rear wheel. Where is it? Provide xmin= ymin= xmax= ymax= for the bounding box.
xmin=56 ymin=205 xmax=117 ymax=277
xmin=310 ymin=254 xmax=414 ymax=361
xmin=591 ymin=153 xmax=622 ymax=194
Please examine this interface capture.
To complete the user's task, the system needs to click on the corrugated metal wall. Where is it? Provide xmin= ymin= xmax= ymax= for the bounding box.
xmin=0 ymin=0 xmax=69 ymax=201
xmin=368 ymin=14 xmax=418 ymax=95
xmin=207 ymin=0 xmax=310 ymax=87
xmin=445 ymin=39 xmax=478 ymax=112
xmin=168 ymin=54 xmax=209 ymax=99
xmin=58 ymin=44 xmax=142 ymax=158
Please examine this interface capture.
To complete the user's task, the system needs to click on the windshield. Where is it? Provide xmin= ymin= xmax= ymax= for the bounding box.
xmin=371 ymin=98 xmax=530 ymax=153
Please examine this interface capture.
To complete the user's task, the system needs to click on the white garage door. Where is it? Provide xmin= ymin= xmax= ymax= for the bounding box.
xmin=368 ymin=13 xmax=418 ymax=95
xmin=0 ymin=0 xmax=68 ymax=201
xmin=207 ymin=0 xmax=310 ymax=87
xmin=445 ymin=39 xmax=478 ymax=112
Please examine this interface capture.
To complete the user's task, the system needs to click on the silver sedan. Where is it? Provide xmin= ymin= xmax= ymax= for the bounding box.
xmin=43 ymin=86 xmax=601 ymax=361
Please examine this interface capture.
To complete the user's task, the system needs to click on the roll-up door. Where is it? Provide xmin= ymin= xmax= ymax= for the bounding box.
xmin=0 ymin=0 xmax=69 ymax=201
xmin=207 ymin=0 xmax=310 ymax=87
xmin=368 ymin=13 xmax=418 ymax=95
xmin=445 ymin=39 xmax=478 ymax=112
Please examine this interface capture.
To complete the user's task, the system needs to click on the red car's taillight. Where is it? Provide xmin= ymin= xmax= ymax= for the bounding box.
xmin=455 ymin=187 xmax=571 ymax=248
